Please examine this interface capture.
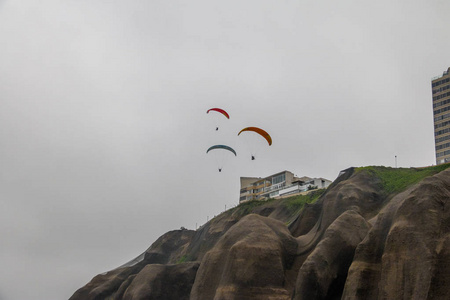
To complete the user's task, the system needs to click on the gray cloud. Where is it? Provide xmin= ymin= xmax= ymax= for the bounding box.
xmin=0 ymin=0 xmax=448 ymax=299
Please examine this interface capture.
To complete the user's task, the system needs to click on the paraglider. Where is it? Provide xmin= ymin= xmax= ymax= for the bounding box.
xmin=238 ymin=127 xmax=272 ymax=160
xmin=207 ymin=108 xmax=230 ymax=119
xmin=207 ymin=108 xmax=230 ymax=131
xmin=206 ymin=145 xmax=237 ymax=172
xmin=238 ymin=127 xmax=272 ymax=145
xmin=206 ymin=145 xmax=237 ymax=156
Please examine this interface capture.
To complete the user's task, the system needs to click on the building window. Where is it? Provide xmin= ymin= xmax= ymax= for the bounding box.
xmin=434 ymin=105 xmax=450 ymax=115
xmin=269 ymin=191 xmax=279 ymax=197
xmin=436 ymin=142 xmax=450 ymax=151
xmin=272 ymin=173 xmax=285 ymax=184
xmin=436 ymin=149 xmax=450 ymax=158
xmin=433 ymin=94 xmax=450 ymax=108
xmin=435 ymin=120 xmax=450 ymax=129
xmin=435 ymin=127 xmax=450 ymax=136
xmin=435 ymin=134 xmax=450 ymax=144
xmin=434 ymin=112 xmax=450 ymax=122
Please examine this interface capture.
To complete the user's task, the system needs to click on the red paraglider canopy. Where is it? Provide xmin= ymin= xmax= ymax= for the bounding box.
xmin=207 ymin=108 xmax=230 ymax=119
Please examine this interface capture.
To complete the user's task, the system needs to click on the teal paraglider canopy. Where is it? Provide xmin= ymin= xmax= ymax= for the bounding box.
xmin=206 ymin=145 xmax=237 ymax=156
xmin=206 ymin=145 xmax=237 ymax=172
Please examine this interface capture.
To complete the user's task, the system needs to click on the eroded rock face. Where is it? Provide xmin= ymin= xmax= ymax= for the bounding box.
xmin=144 ymin=229 xmax=196 ymax=264
xmin=190 ymin=214 xmax=298 ymax=300
xmin=183 ymin=211 xmax=242 ymax=263
xmin=343 ymin=168 xmax=450 ymax=300
xmin=293 ymin=210 xmax=371 ymax=300
xmin=70 ymin=166 xmax=450 ymax=300
xmin=70 ymin=229 xmax=195 ymax=300
xmin=122 ymin=262 xmax=199 ymax=300
xmin=69 ymin=262 xmax=145 ymax=300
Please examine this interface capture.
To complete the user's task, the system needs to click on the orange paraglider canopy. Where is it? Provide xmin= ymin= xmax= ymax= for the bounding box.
xmin=207 ymin=108 xmax=230 ymax=119
xmin=238 ymin=127 xmax=272 ymax=145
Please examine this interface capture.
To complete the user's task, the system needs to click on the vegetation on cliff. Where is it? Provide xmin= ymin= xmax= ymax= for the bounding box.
xmin=356 ymin=164 xmax=450 ymax=195
xmin=230 ymin=188 xmax=325 ymax=217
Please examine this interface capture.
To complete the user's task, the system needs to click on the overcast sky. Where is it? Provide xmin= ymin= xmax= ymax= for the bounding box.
xmin=0 ymin=1 xmax=449 ymax=299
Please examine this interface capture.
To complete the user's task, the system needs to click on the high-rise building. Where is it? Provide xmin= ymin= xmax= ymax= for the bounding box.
xmin=432 ymin=67 xmax=450 ymax=165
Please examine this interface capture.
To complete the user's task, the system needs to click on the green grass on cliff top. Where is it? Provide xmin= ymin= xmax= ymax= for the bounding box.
xmin=233 ymin=188 xmax=325 ymax=217
xmin=356 ymin=163 xmax=450 ymax=195
xmin=282 ymin=189 xmax=326 ymax=213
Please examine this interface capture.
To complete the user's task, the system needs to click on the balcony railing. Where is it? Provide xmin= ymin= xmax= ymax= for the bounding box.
xmin=263 ymin=182 xmax=285 ymax=192
xmin=252 ymin=181 xmax=271 ymax=189
xmin=240 ymin=181 xmax=320 ymax=202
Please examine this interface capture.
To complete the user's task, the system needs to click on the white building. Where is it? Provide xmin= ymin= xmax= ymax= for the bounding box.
xmin=239 ymin=170 xmax=332 ymax=203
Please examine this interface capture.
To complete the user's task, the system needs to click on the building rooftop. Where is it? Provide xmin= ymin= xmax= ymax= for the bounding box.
xmin=432 ymin=67 xmax=450 ymax=81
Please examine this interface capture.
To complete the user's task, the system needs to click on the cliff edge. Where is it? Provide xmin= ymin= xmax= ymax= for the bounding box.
xmin=70 ymin=165 xmax=450 ymax=300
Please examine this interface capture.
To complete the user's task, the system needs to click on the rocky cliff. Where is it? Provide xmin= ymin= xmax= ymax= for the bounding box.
xmin=70 ymin=165 xmax=450 ymax=300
